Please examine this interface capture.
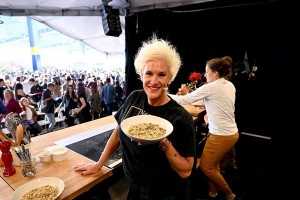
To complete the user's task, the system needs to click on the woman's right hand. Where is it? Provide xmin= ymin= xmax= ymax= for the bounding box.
xmin=74 ymin=163 xmax=100 ymax=175
xmin=177 ymin=85 xmax=189 ymax=95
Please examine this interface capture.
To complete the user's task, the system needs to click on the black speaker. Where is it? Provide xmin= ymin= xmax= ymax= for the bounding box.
xmin=101 ymin=5 xmax=122 ymax=37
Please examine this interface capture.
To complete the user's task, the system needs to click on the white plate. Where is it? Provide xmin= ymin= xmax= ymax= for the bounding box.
xmin=11 ymin=177 xmax=65 ymax=200
xmin=120 ymin=115 xmax=173 ymax=144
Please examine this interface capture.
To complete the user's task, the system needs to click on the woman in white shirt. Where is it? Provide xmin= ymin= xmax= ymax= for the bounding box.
xmin=169 ymin=56 xmax=240 ymax=200
xmin=19 ymin=97 xmax=41 ymax=137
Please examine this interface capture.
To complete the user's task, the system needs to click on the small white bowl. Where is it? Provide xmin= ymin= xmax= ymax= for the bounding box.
xmin=51 ymin=147 xmax=68 ymax=161
xmin=44 ymin=145 xmax=62 ymax=153
xmin=37 ymin=151 xmax=52 ymax=163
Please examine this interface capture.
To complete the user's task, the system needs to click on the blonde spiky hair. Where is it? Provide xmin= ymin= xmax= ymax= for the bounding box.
xmin=134 ymin=35 xmax=181 ymax=82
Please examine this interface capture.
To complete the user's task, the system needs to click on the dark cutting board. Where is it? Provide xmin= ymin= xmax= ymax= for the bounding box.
xmin=66 ymin=129 xmax=122 ymax=168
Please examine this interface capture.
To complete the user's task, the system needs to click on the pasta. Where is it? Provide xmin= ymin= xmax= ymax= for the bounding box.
xmin=128 ymin=123 xmax=166 ymax=139
xmin=21 ymin=185 xmax=59 ymax=200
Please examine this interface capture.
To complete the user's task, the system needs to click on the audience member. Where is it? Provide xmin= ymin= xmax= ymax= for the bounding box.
xmin=41 ymin=78 xmax=48 ymax=90
xmin=42 ymin=83 xmax=56 ymax=133
xmin=75 ymin=82 xmax=92 ymax=123
xmin=4 ymin=79 xmax=12 ymax=90
xmin=101 ymin=77 xmax=117 ymax=115
xmin=56 ymin=84 xmax=78 ymax=127
xmin=14 ymin=76 xmax=25 ymax=100
xmin=90 ymin=85 xmax=102 ymax=120
xmin=121 ymin=80 xmax=127 ymax=98
xmin=2 ymin=89 xmax=22 ymax=118
xmin=19 ymin=97 xmax=41 ymax=137
xmin=0 ymin=78 xmax=6 ymax=101
xmin=25 ymin=94 xmax=38 ymax=109
xmin=0 ymin=100 xmax=7 ymax=122
xmin=114 ymin=81 xmax=124 ymax=110
xmin=29 ymin=78 xmax=43 ymax=103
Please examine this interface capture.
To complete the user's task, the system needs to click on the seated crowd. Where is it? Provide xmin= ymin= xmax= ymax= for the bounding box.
xmin=0 ymin=69 xmax=127 ymax=137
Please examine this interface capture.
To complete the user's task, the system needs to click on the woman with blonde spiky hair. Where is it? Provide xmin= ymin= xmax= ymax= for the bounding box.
xmin=75 ymin=35 xmax=196 ymax=200
xmin=134 ymin=35 xmax=181 ymax=83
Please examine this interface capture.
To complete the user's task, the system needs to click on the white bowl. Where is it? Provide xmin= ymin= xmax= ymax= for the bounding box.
xmin=37 ymin=151 xmax=52 ymax=163
xmin=120 ymin=115 xmax=173 ymax=144
xmin=11 ymin=177 xmax=65 ymax=200
xmin=44 ymin=145 xmax=62 ymax=153
xmin=51 ymin=147 xmax=68 ymax=161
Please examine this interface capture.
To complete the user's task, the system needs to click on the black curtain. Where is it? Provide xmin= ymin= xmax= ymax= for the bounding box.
xmin=124 ymin=14 xmax=141 ymax=97
xmin=125 ymin=0 xmax=299 ymax=136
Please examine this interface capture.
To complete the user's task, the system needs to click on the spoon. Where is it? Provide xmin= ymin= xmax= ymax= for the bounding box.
xmin=15 ymin=124 xmax=24 ymax=146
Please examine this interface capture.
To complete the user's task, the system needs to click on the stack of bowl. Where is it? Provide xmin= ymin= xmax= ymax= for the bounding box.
xmin=37 ymin=145 xmax=68 ymax=162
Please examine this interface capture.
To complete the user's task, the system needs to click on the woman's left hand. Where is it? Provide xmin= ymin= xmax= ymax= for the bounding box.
xmin=74 ymin=163 xmax=99 ymax=175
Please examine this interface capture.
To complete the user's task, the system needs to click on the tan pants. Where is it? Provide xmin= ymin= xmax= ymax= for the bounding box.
xmin=221 ymin=147 xmax=236 ymax=171
xmin=199 ymin=132 xmax=239 ymax=196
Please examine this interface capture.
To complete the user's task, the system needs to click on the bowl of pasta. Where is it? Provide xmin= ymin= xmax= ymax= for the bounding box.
xmin=120 ymin=115 xmax=173 ymax=144
xmin=11 ymin=177 xmax=64 ymax=200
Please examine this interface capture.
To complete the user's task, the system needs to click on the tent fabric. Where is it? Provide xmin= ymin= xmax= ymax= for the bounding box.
xmin=0 ymin=1 xmax=214 ymax=14
xmin=31 ymin=16 xmax=126 ymax=55
xmin=0 ymin=0 xmax=214 ymax=55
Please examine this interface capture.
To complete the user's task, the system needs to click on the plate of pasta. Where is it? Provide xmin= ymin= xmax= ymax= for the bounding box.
xmin=121 ymin=115 xmax=173 ymax=144
xmin=11 ymin=177 xmax=64 ymax=200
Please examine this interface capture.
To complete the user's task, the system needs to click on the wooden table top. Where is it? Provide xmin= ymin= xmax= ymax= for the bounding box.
xmin=0 ymin=115 xmax=116 ymax=200
xmin=0 ymin=177 xmax=14 ymax=200
xmin=0 ymin=108 xmax=204 ymax=200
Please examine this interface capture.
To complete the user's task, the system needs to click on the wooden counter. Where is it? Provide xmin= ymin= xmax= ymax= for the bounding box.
xmin=0 ymin=116 xmax=116 ymax=200
xmin=0 ymin=177 xmax=14 ymax=200
xmin=1 ymin=109 xmax=205 ymax=200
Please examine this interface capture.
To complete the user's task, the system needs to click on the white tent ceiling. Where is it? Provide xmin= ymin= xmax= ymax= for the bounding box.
xmin=0 ymin=0 xmax=214 ymax=55
xmin=30 ymin=15 xmax=126 ymax=55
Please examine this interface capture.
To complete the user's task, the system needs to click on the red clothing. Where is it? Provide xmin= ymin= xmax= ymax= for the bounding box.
xmin=2 ymin=98 xmax=22 ymax=117
xmin=87 ymin=81 xmax=97 ymax=88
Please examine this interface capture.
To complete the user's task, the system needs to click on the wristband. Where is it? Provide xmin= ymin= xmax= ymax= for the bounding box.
xmin=160 ymin=138 xmax=172 ymax=151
